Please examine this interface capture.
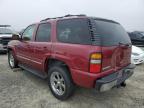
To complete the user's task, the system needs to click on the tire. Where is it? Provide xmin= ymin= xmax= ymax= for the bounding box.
xmin=48 ymin=65 xmax=75 ymax=100
xmin=8 ymin=51 xmax=18 ymax=69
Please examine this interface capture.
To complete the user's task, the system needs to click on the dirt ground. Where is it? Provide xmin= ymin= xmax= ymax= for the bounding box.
xmin=0 ymin=54 xmax=144 ymax=108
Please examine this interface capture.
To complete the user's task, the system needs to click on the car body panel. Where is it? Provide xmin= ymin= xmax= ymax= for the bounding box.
xmin=102 ymin=46 xmax=131 ymax=72
xmin=8 ymin=16 xmax=134 ymax=88
xmin=0 ymin=34 xmax=12 ymax=38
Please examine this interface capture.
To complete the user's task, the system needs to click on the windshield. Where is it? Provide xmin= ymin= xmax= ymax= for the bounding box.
xmin=94 ymin=20 xmax=131 ymax=46
xmin=0 ymin=28 xmax=13 ymax=34
xmin=140 ymin=32 xmax=144 ymax=37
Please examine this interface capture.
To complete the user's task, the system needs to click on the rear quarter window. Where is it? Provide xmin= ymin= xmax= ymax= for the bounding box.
xmin=57 ymin=18 xmax=91 ymax=45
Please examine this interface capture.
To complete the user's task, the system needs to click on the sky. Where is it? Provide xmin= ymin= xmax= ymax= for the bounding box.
xmin=0 ymin=0 xmax=144 ymax=31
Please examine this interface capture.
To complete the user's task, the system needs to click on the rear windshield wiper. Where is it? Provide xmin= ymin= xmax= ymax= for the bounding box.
xmin=119 ymin=42 xmax=132 ymax=47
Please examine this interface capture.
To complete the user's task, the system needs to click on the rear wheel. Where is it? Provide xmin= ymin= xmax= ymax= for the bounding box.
xmin=48 ymin=65 xmax=75 ymax=100
xmin=8 ymin=51 xmax=18 ymax=69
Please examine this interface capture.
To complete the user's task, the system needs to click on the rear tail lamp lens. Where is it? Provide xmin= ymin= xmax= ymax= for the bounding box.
xmin=90 ymin=53 xmax=102 ymax=73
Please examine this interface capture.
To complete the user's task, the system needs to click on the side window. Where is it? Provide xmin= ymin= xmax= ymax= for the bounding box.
xmin=22 ymin=25 xmax=36 ymax=41
xmin=129 ymin=33 xmax=137 ymax=39
xmin=36 ymin=23 xmax=51 ymax=42
xmin=57 ymin=19 xmax=91 ymax=45
xmin=129 ymin=33 xmax=134 ymax=38
xmin=137 ymin=33 xmax=143 ymax=39
xmin=132 ymin=33 xmax=139 ymax=39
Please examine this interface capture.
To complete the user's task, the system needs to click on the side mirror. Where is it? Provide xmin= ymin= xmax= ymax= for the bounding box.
xmin=22 ymin=37 xmax=31 ymax=41
xmin=12 ymin=34 xmax=20 ymax=40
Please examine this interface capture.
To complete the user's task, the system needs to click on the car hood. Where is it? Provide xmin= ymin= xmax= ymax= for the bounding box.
xmin=0 ymin=34 xmax=12 ymax=38
xmin=132 ymin=45 xmax=144 ymax=54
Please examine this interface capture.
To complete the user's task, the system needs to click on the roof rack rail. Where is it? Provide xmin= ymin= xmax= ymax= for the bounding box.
xmin=40 ymin=14 xmax=86 ymax=22
xmin=0 ymin=25 xmax=11 ymax=27
xmin=64 ymin=14 xmax=86 ymax=17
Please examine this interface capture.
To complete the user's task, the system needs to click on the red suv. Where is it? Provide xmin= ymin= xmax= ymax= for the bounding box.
xmin=8 ymin=15 xmax=135 ymax=100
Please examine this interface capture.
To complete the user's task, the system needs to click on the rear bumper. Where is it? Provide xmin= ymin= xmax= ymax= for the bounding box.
xmin=71 ymin=64 xmax=135 ymax=89
xmin=95 ymin=64 xmax=135 ymax=92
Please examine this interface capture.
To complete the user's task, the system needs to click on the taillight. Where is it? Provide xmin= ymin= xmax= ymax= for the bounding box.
xmin=90 ymin=53 xmax=102 ymax=73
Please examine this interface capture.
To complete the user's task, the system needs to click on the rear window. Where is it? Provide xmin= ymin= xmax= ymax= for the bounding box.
xmin=94 ymin=20 xmax=131 ymax=46
xmin=57 ymin=19 xmax=91 ymax=45
xmin=141 ymin=33 xmax=144 ymax=36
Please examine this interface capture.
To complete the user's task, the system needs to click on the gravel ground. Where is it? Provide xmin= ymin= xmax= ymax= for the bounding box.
xmin=0 ymin=54 xmax=144 ymax=108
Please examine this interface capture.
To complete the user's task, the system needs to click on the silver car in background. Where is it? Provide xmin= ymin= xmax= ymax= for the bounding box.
xmin=0 ymin=25 xmax=16 ymax=53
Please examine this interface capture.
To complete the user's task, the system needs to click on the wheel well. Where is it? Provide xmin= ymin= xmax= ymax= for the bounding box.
xmin=45 ymin=58 xmax=72 ymax=77
xmin=7 ymin=48 xmax=17 ymax=60
xmin=7 ymin=48 xmax=12 ymax=53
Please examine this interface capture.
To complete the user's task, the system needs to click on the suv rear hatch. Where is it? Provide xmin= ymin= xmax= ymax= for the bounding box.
xmin=91 ymin=19 xmax=132 ymax=72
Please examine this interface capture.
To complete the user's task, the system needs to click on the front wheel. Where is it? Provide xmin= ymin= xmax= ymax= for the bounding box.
xmin=8 ymin=51 xmax=18 ymax=69
xmin=48 ymin=66 xmax=75 ymax=100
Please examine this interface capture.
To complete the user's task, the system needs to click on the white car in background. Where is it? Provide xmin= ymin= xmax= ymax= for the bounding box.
xmin=131 ymin=45 xmax=144 ymax=64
